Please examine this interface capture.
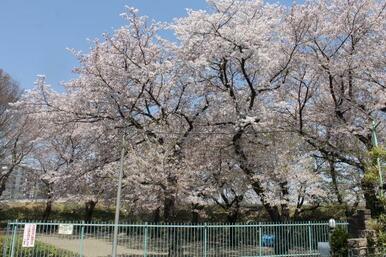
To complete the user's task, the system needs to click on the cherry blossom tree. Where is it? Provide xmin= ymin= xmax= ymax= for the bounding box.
xmin=171 ymin=0 xmax=312 ymax=222
xmin=13 ymin=0 xmax=385 ymax=229
xmin=276 ymin=0 xmax=386 ymax=216
xmin=0 ymin=69 xmax=36 ymax=200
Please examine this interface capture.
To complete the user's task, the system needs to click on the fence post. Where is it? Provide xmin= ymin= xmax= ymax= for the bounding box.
xmin=2 ymin=221 xmax=10 ymax=257
xmin=258 ymin=222 xmax=262 ymax=257
xmin=144 ymin=222 xmax=148 ymax=257
xmin=80 ymin=221 xmax=85 ymax=257
xmin=10 ymin=220 xmax=18 ymax=257
xmin=204 ymin=223 xmax=208 ymax=257
xmin=308 ymin=221 xmax=313 ymax=254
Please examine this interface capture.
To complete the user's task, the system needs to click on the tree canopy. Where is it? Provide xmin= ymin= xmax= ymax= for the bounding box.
xmin=12 ymin=0 xmax=386 ymax=222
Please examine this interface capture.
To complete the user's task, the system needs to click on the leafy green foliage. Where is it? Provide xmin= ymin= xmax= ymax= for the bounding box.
xmin=363 ymin=147 xmax=385 ymax=184
xmin=366 ymin=146 xmax=386 ymax=249
xmin=0 ymin=202 xmax=353 ymax=225
xmin=369 ymin=214 xmax=386 ymax=248
xmin=370 ymin=147 xmax=386 ymax=161
xmin=330 ymin=227 xmax=349 ymax=257
xmin=364 ymin=166 xmax=381 ymax=184
xmin=0 ymin=202 xmax=116 ymax=223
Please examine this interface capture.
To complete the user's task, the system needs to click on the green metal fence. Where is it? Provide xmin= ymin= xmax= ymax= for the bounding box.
xmin=1 ymin=220 xmax=347 ymax=257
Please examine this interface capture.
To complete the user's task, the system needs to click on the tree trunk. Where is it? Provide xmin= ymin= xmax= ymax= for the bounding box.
xmin=328 ymin=159 xmax=343 ymax=204
xmin=42 ymin=197 xmax=53 ymax=221
xmin=153 ymin=207 xmax=161 ymax=223
xmin=84 ymin=200 xmax=97 ymax=222
xmin=272 ymin=182 xmax=291 ymax=255
xmin=162 ymin=175 xmax=182 ymax=257
xmin=226 ymin=209 xmax=239 ymax=245
xmin=191 ymin=204 xmax=202 ymax=224
xmin=0 ymin=168 xmax=14 ymax=198
xmin=166 ymin=201 xmax=182 ymax=257
xmin=164 ymin=176 xmax=184 ymax=257
xmin=232 ymin=128 xmax=293 ymax=224
xmin=164 ymin=191 xmax=176 ymax=223
xmin=163 ymin=171 xmax=179 ymax=222
xmin=226 ymin=207 xmax=240 ymax=223
xmin=250 ymin=181 xmax=288 ymax=221
xmin=0 ymin=178 xmax=7 ymax=199
xmin=279 ymin=181 xmax=290 ymax=221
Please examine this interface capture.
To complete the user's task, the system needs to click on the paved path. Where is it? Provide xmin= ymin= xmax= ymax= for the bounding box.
xmin=38 ymin=236 xmax=163 ymax=257
xmin=37 ymin=235 xmax=270 ymax=257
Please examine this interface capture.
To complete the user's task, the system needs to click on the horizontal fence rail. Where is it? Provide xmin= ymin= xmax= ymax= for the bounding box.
xmin=1 ymin=220 xmax=348 ymax=257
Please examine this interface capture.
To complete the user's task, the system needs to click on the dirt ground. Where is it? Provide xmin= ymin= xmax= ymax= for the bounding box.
xmin=37 ymin=234 xmax=271 ymax=257
xmin=38 ymin=236 xmax=164 ymax=257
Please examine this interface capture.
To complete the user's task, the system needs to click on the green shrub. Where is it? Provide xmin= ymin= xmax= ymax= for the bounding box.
xmin=0 ymin=201 xmax=353 ymax=223
xmin=369 ymin=214 xmax=386 ymax=249
xmin=330 ymin=227 xmax=349 ymax=257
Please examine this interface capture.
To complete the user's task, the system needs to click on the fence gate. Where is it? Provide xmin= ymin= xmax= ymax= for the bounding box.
xmin=2 ymin=220 xmax=347 ymax=257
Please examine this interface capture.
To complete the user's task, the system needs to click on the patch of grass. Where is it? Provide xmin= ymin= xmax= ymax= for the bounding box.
xmin=0 ymin=202 xmax=116 ymax=223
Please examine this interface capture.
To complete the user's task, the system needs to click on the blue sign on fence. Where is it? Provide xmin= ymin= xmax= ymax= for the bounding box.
xmin=261 ymin=234 xmax=275 ymax=247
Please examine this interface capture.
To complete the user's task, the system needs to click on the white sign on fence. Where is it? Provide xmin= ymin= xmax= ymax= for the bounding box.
xmin=22 ymin=223 xmax=37 ymax=248
xmin=58 ymin=224 xmax=74 ymax=235
xmin=318 ymin=242 xmax=331 ymax=257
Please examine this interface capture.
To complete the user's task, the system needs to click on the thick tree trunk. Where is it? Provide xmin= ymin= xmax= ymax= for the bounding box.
xmin=226 ymin=206 xmax=240 ymax=223
xmin=328 ymin=159 xmax=358 ymax=217
xmin=164 ymin=196 xmax=176 ymax=223
xmin=279 ymin=181 xmax=290 ymax=221
xmin=272 ymin=182 xmax=291 ymax=255
xmin=226 ymin=209 xmax=240 ymax=245
xmin=42 ymin=197 xmax=53 ymax=221
xmin=191 ymin=211 xmax=199 ymax=224
xmin=328 ymin=159 xmax=343 ymax=204
xmin=163 ymin=176 xmax=182 ymax=257
xmin=191 ymin=204 xmax=203 ymax=224
xmin=0 ymin=178 xmax=7 ymax=199
xmin=153 ymin=207 xmax=161 ymax=223
xmin=250 ymin=181 xmax=288 ymax=221
xmin=41 ymin=181 xmax=54 ymax=221
xmin=151 ymin=207 xmax=162 ymax=238
xmin=164 ymin=175 xmax=177 ymax=222
xmin=232 ymin=128 xmax=289 ymax=222
xmin=165 ymin=204 xmax=182 ymax=257
xmin=0 ymin=168 xmax=13 ymax=199
xmin=84 ymin=200 xmax=97 ymax=222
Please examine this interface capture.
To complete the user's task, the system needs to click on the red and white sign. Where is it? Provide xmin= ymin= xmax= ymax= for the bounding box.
xmin=22 ymin=224 xmax=37 ymax=247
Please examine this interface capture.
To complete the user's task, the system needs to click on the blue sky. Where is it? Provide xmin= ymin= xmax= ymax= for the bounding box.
xmin=0 ymin=0 xmax=292 ymax=90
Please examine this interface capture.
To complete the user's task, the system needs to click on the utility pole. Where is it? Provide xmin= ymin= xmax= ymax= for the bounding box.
xmin=112 ymin=135 xmax=126 ymax=257
xmin=371 ymin=121 xmax=383 ymax=198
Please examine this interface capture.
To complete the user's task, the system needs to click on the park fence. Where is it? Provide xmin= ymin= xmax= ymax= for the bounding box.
xmin=1 ymin=220 xmax=347 ymax=257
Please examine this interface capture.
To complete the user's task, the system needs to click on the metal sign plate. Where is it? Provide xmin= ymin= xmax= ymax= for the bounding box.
xmin=58 ymin=224 xmax=74 ymax=235
xmin=22 ymin=224 xmax=37 ymax=247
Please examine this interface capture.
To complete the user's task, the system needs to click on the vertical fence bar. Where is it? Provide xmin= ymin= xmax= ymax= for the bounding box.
xmin=2 ymin=221 xmax=10 ymax=257
xmin=258 ymin=222 xmax=262 ymax=257
xmin=9 ymin=221 xmax=18 ymax=257
xmin=308 ymin=221 xmax=313 ymax=254
xmin=144 ymin=222 xmax=148 ymax=257
xmin=203 ymin=224 xmax=207 ymax=257
xmin=80 ymin=221 xmax=85 ymax=257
